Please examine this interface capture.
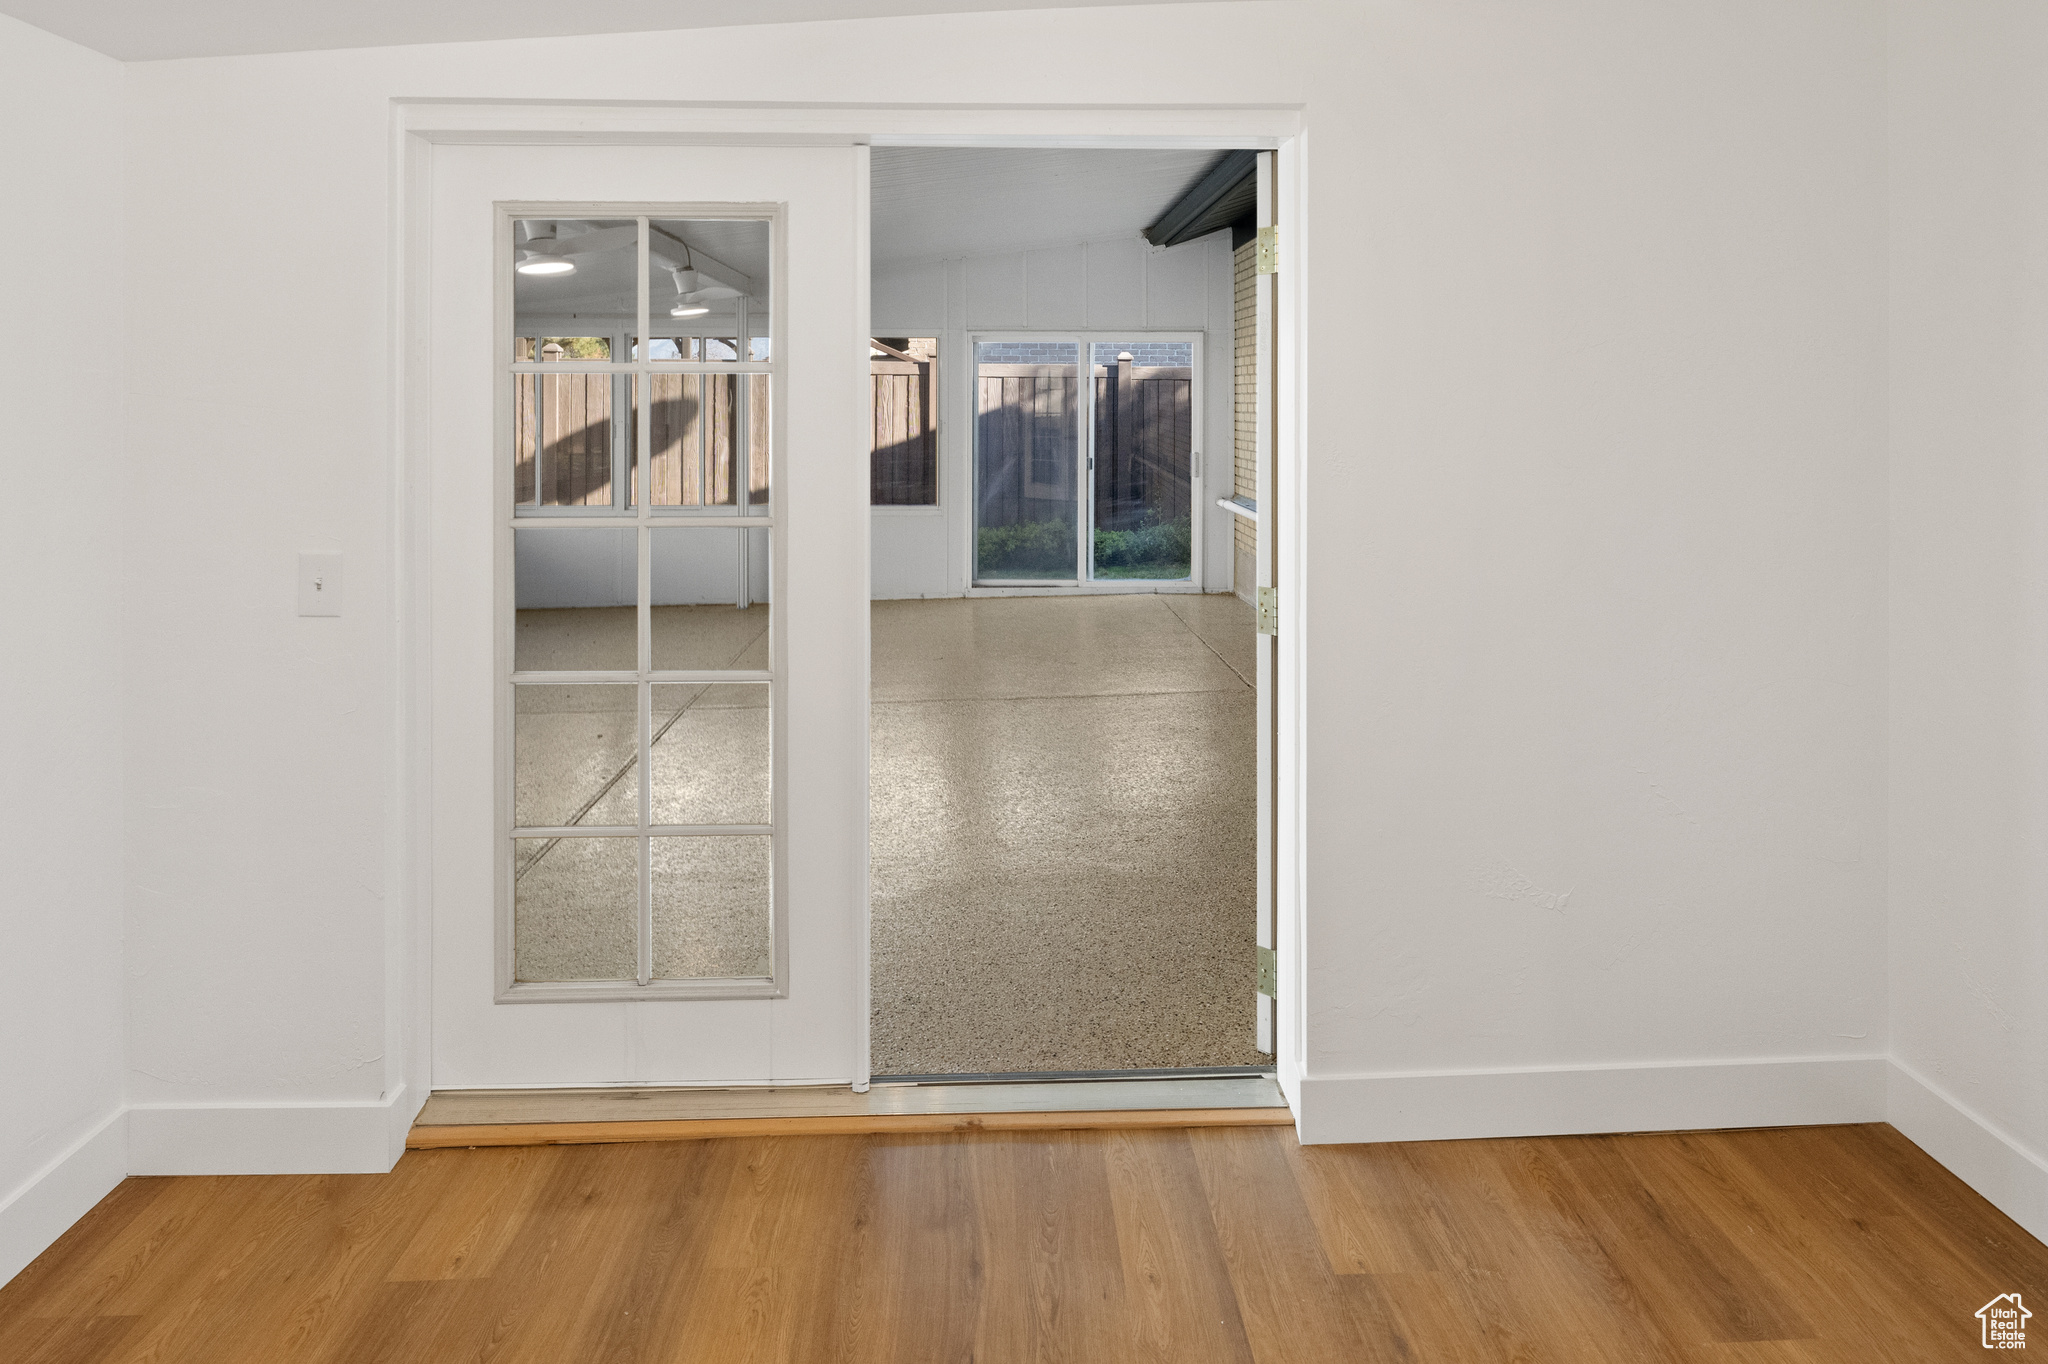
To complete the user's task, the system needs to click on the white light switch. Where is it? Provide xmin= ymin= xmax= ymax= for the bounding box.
xmin=298 ymin=553 xmax=343 ymax=617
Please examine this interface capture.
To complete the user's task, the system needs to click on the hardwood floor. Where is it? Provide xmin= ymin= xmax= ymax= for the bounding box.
xmin=2 ymin=1122 xmax=2041 ymax=1362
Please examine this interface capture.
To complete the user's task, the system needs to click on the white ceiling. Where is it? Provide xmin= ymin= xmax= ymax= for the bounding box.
xmin=501 ymin=152 xmax=1228 ymax=320
xmin=870 ymin=147 xmax=1224 ymax=264
xmin=0 ymin=0 xmax=1191 ymax=62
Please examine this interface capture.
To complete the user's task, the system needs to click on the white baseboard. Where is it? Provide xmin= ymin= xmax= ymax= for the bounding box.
xmin=0 ymin=1107 xmax=127 ymax=1288
xmin=1272 ymin=1058 xmax=1304 ymax=1116
xmin=388 ymin=1081 xmax=428 ymax=1167
xmin=14 ymin=1065 xmax=2043 ymax=1290
xmin=1887 ymin=1059 xmax=2048 ymax=1245
xmin=128 ymin=1085 xmax=413 ymax=1177
xmin=1295 ymin=1055 xmax=1886 ymax=1145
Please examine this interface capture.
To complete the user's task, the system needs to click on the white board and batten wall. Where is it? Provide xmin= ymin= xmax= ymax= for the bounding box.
xmin=870 ymin=230 xmax=1237 ymax=599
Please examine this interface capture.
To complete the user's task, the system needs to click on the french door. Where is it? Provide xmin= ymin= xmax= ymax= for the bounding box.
xmin=427 ymin=143 xmax=868 ymax=1088
xmin=972 ymin=333 xmax=1203 ymax=588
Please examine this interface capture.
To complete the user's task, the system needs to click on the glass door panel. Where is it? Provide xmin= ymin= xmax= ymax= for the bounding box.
xmin=512 ymin=837 xmax=638 ymax=982
xmin=507 ymin=211 xmax=778 ymax=993
xmin=431 ymin=141 xmax=866 ymax=1091
xmin=508 ymin=367 xmax=626 ymax=508
xmin=631 ymin=372 xmax=769 ymax=511
xmin=974 ymin=341 xmax=1080 ymax=582
xmin=1089 ymin=342 xmax=1193 ymax=580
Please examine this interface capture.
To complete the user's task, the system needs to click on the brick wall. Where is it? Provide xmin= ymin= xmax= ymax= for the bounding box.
xmin=1088 ymin=341 xmax=1194 ymax=367
xmin=974 ymin=341 xmax=1080 ymax=364
xmin=975 ymin=341 xmax=1195 ymax=367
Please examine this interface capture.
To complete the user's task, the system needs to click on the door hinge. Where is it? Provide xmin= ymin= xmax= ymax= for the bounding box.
xmin=1256 ymin=225 xmax=1279 ymax=275
xmin=1256 ymin=585 xmax=1278 ymax=636
xmin=1257 ymin=945 xmax=1278 ymax=997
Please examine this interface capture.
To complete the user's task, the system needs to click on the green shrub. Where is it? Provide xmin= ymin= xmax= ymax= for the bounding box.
xmin=1093 ymin=515 xmax=1191 ymax=571
xmin=978 ymin=518 xmax=1076 ymax=574
xmin=977 ymin=513 xmax=1192 ymax=579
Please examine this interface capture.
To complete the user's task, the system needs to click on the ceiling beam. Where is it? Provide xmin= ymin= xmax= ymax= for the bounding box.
xmin=647 ymin=226 xmax=755 ymax=297
xmin=1143 ymin=149 xmax=1257 ymax=249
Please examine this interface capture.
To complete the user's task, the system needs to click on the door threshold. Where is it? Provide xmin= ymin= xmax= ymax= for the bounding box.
xmin=407 ymin=1074 xmax=1289 ymax=1149
xmin=872 ymin=1065 xmax=1273 ymax=1086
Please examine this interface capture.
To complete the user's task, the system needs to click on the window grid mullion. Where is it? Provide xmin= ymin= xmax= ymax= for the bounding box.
xmin=637 ymin=675 xmax=654 ymax=986
xmin=509 ymin=362 xmax=772 ymax=374
xmin=511 ymin=671 xmax=771 ymax=685
xmin=507 ymin=207 xmax=777 ymax=996
xmin=635 ymin=537 xmax=654 ymax=987
xmin=512 ymin=823 xmax=773 ymax=837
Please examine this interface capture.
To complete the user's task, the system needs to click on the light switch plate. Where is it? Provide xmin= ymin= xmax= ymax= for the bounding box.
xmin=298 ymin=553 xmax=343 ymax=617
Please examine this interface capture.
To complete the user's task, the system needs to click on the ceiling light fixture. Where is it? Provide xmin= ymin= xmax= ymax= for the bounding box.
xmin=517 ymin=253 xmax=575 ymax=276
xmin=667 ymin=260 xmax=714 ymax=317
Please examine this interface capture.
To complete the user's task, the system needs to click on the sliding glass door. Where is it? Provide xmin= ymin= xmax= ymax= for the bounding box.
xmin=973 ymin=340 xmax=1081 ymax=581
xmin=1089 ymin=341 xmax=1193 ymax=580
xmin=972 ymin=333 xmax=1199 ymax=586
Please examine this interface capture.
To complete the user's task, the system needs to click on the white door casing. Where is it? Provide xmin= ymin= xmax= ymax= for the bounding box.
xmin=1254 ymin=151 xmax=1276 ymax=1057
xmin=427 ymin=142 xmax=869 ymax=1089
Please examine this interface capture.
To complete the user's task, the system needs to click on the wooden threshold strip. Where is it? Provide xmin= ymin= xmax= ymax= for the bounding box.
xmin=408 ymin=1106 xmax=1295 ymax=1149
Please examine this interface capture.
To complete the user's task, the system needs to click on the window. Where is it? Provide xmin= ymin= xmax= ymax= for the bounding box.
xmin=503 ymin=211 xmax=780 ymax=997
xmin=870 ymin=337 xmax=937 ymax=505
xmin=971 ymin=334 xmax=1198 ymax=584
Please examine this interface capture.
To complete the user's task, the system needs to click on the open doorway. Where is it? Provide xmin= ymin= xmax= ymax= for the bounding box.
xmin=867 ymin=148 xmax=1273 ymax=1080
xmin=397 ymin=109 xmax=1300 ymax=1144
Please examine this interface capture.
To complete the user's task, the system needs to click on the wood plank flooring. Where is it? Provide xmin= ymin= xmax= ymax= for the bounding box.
xmin=2 ymin=1121 xmax=2041 ymax=1362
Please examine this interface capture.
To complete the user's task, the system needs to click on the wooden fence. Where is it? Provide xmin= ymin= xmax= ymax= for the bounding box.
xmin=973 ymin=360 xmax=1191 ymax=530
xmin=871 ymin=345 xmax=936 ymax=505
xmin=1092 ymin=359 xmax=1191 ymax=531
xmin=975 ymin=364 xmax=1078 ymax=530
xmin=512 ymin=348 xmax=1189 ymax=521
xmin=514 ymin=372 xmax=769 ymax=508
xmin=513 ymin=372 xmax=614 ymax=507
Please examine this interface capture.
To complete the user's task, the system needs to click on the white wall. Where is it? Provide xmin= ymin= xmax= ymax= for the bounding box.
xmin=1885 ymin=0 xmax=2048 ymax=1243
xmin=1292 ymin=0 xmax=1890 ymax=1140
xmin=109 ymin=6 xmax=1315 ymax=1187
xmin=19 ymin=0 xmax=2048 ymax=1279
xmin=872 ymin=230 xmax=1236 ymax=598
xmin=119 ymin=65 xmax=404 ymax=1167
xmin=102 ymin=0 xmax=1893 ymax=1171
xmin=0 ymin=14 xmax=130 ymax=1285
xmin=515 ymin=527 xmax=770 ymax=608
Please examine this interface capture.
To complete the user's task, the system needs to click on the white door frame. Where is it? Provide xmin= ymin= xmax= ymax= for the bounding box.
xmin=393 ymin=101 xmax=1307 ymax=1111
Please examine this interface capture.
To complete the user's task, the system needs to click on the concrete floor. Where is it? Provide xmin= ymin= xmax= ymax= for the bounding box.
xmin=512 ymin=605 xmax=773 ymax=982
xmin=870 ymin=593 xmax=1262 ymax=1074
xmin=508 ymin=592 xmax=1263 ymax=1074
